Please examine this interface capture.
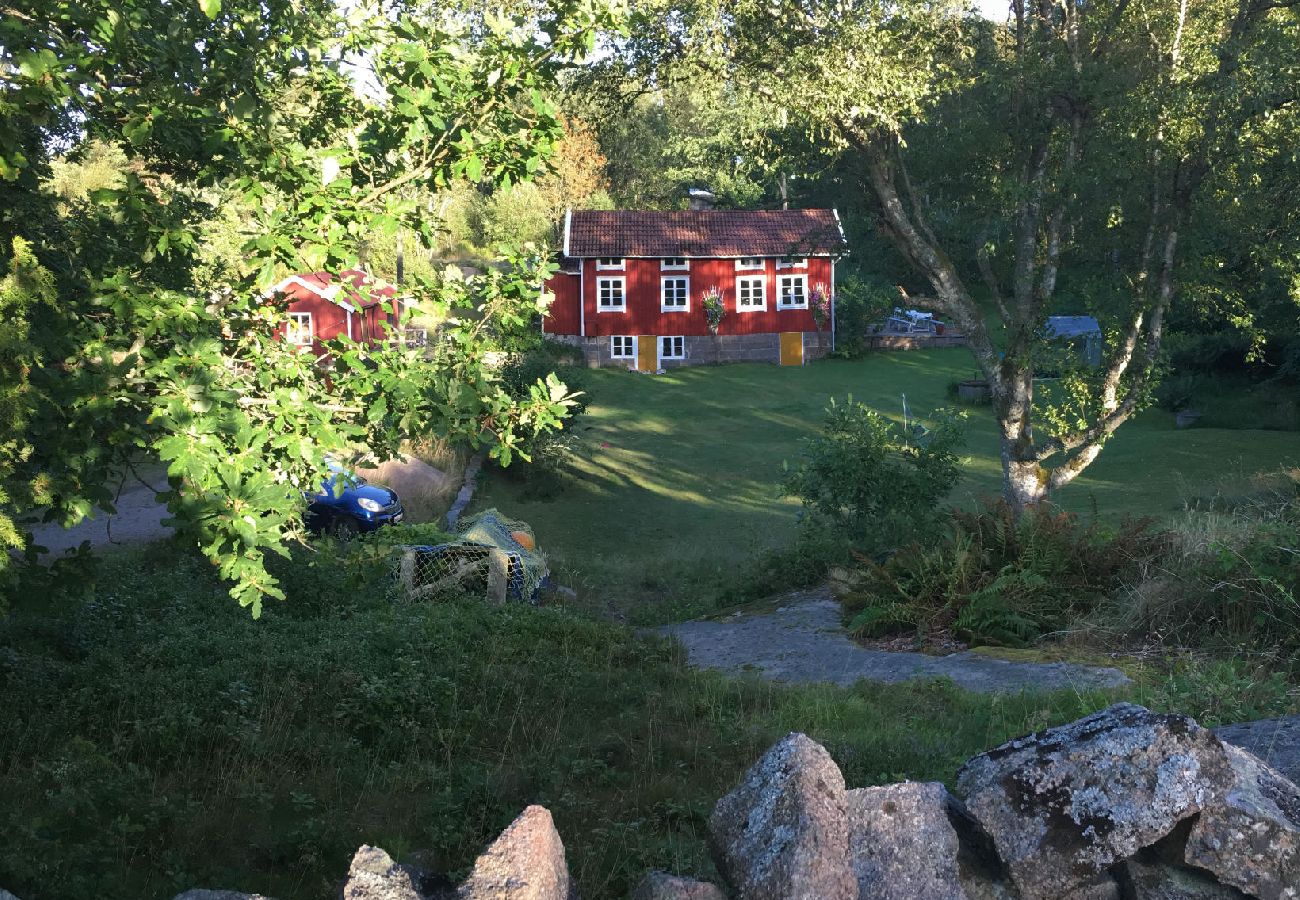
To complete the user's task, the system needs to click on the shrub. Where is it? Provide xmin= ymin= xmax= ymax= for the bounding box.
xmin=1121 ymin=470 xmax=1300 ymax=653
xmin=1163 ymin=329 xmax=1257 ymax=374
xmin=497 ymin=343 xmax=590 ymax=496
xmin=829 ymin=276 xmax=894 ymax=358
xmin=833 ymin=500 xmax=1162 ymax=647
xmin=782 ymin=398 xmax=965 ymax=555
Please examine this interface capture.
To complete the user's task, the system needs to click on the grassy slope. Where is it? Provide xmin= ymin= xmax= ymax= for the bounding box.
xmin=4 ymin=546 xmax=1293 ymax=900
xmin=475 ymin=351 xmax=1299 ymax=614
xmin=4 ymin=355 xmax=1296 ymax=899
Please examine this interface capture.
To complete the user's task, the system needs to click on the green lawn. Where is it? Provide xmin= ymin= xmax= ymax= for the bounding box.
xmin=475 ymin=350 xmax=1299 ymax=615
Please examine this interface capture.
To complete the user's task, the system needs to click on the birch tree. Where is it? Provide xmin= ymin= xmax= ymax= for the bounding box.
xmin=725 ymin=0 xmax=1299 ymax=511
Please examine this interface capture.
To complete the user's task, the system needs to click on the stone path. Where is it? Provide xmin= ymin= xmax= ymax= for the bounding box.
xmin=656 ymin=590 xmax=1131 ymax=695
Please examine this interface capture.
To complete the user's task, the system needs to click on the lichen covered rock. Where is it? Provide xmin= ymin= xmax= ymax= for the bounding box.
xmin=457 ymin=805 xmax=570 ymax=900
xmin=956 ymin=703 xmax=1230 ymax=900
xmin=629 ymin=870 xmax=727 ymax=899
xmin=1184 ymin=744 xmax=1300 ymax=899
xmin=1115 ymin=856 xmax=1245 ymax=899
xmin=344 ymin=846 xmax=427 ymax=900
xmin=708 ymin=732 xmax=857 ymax=900
xmin=846 ymin=781 xmax=989 ymax=899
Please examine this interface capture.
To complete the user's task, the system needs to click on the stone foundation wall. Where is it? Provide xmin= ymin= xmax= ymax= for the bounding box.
xmin=544 ymin=332 xmax=833 ymax=368
xmin=863 ymin=333 xmax=967 ymax=351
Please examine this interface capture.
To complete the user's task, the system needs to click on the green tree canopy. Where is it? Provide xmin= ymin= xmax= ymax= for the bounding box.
xmin=1 ymin=0 xmax=621 ymax=610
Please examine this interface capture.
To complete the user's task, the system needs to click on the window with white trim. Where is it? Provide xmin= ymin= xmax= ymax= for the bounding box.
xmin=611 ymin=335 xmax=636 ymax=359
xmin=287 ymin=312 xmax=313 ymax=345
xmin=736 ymin=275 xmax=766 ymax=311
xmin=597 ymin=276 xmax=626 ymax=311
xmin=660 ymin=335 xmax=685 ymax=359
xmin=595 ymin=257 xmax=625 ymax=270
xmin=776 ymin=257 xmax=808 ymax=270
xmin=661 ymin=257 xmax=689 ymax=270
xmin=778 ymin=275 xmax=808 ymax=308
xmin=735 ymin=257 xmax=764 ymax=270
xmin=661 ymin=276 xmax=689 ymax=311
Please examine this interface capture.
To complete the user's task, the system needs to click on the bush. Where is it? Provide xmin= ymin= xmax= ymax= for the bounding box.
xmin=1163 ymin=329 xmax=1256 ymax=374
xmin=829 ymin=276 xmax=895 ymax=358
xmin=723 ymin=523 xmax=855 ymax=606
xmin=833 ymin=500 xmax=1162 ymax=647
xmin=782 ymin=398 xmax=965 ymax=555
xmin=497 ymin=344 xmax=590 ymax=496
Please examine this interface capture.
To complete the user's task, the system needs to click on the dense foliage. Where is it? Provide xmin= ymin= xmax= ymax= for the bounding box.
xmin=831 ymin=469 xmax=1300 ymax=651
xmin=1 ymin=0 xmax=620 ymax=610
xmin=782 ymin=398 xmax=965 ymax=554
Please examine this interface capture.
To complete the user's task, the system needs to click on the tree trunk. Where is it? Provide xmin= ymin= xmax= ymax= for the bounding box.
xmin=1003 ymin=454 xmax=1049 ymax=513
xmin=995 ymin=367 xmax=1047 ymax=512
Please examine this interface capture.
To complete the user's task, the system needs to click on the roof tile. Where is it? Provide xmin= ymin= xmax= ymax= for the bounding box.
xmin=567 ymin=209 xmax=845 ymax=258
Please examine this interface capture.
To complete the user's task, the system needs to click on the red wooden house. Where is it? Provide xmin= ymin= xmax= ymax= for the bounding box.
xmin=269 ymin=270 xmax=405 ymax=357
xmin=542 ymin=208 xmax=847 ymax=369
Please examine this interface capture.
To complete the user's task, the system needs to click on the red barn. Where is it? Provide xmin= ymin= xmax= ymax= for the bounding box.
xmin=542 ymin=208 xmax=847 ymax=369
xmin=268 ymin=270 xmax=405 ymax=357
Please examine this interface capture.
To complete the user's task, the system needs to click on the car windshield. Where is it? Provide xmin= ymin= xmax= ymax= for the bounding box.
xmin=319 ymin=472 xmax=366 ymax=495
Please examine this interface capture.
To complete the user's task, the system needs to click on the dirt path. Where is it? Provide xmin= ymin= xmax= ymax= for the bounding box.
xmin=656 ymin=589 xmax=1132 ymax=695
xmin=29 ymin=478 xmax=171 ymax=556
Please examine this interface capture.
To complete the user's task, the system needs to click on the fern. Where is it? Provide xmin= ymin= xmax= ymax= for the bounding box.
xmin=955 ymin=587 xmax=1040 ymax=646
xmin=848 ymin=601 xmax=920 ymax=637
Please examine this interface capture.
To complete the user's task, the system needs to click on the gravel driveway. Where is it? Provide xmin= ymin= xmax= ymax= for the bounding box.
xmin=29 ymin=477 xmax=171 ymax=556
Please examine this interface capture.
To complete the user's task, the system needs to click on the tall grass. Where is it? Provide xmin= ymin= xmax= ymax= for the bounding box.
xmin=1111 ymin=468 xmax=1300 ymax=652
xmin=357 ymin=437 xmax=470 ymax=525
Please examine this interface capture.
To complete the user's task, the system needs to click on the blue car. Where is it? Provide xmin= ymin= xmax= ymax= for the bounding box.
xmin=306 ymin=466 xmax=404 ymax=539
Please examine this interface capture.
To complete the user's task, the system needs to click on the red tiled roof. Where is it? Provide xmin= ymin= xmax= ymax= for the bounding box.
xmin=565 ymin=209 xmax=846 ymax=258
xmin=274 ymin=269 xmax=399 ymax=309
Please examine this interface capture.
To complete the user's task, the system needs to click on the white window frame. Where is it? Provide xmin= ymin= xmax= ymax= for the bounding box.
xmin=660 ymin=257 xmax=689 ymax=271
xmin=776 ymin=257 xmax=808 ymax=270
xmin=659 ymin=335 xmax=685 ymax=360
xmin=735 ymin=257 xmax=765 ymax=270
xmin=287 ymin=312 xmax=313 ymax=345
xmin=595 ymin=257 xmax=625 ymax=270
xmin=778 ymin=274 xmax=809 ymax=309
xmin=610 ymin=335 xmax=636 ymax=359
xmin=596 ymin=276 xmax=626 ymax=312
xmin=736 ymin=275 xmax=767 ymax=311
xmin=660 ymin=275 xmax=690 ymax=312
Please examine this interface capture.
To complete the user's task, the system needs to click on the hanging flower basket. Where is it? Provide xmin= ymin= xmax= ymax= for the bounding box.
xmin=810 ymin=283 xmax=832 ymax=331
xmin=702 ymin=287 xmax=726 ymax=335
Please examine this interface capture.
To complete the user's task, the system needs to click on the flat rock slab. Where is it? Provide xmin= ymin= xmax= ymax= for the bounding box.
xmin=656 ymin=593 xmax=1130 ymax=695
xmin=1214 ymin=714 xmax=1300 ymax=786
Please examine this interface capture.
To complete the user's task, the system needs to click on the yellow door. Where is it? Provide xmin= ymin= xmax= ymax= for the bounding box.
xmin=637 ymin=336 xmax=657 ymax=372
xmin=779 ymin=331 xmax=804 ymax=366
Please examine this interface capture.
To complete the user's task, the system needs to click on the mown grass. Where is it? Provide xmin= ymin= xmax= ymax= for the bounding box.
xmin=474 ymin=351 xmax=1299 ymax=619
xmin=3 ymin=541 xmax=1295 ymax=900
